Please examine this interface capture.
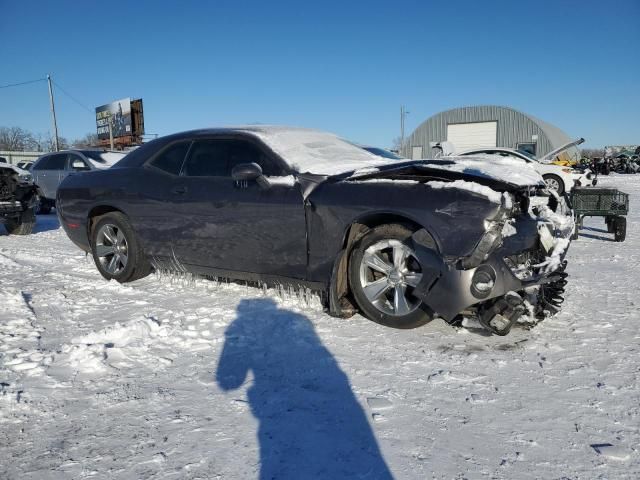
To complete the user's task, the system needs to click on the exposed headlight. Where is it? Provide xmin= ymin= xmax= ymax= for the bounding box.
xmin=461 ymin=227 xmax=502 ymax=269
xmin=18 ymin=173 xmax=33 ymax=183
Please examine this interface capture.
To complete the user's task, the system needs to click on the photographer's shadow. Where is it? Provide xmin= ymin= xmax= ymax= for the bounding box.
xmin=217 ymin=298 xmax=393 ymax=480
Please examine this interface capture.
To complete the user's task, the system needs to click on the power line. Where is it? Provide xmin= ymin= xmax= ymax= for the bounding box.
xmin=0 ymin=77 xmax=46 ymax=89
xmin=52 ymin=80 xmax=94 ymax=114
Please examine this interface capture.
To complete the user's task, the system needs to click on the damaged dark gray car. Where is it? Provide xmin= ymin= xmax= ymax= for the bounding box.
xmin=0 ymin=163 xmax=38 ymax=235
xmin=56 ymin=127 xmax=573 ymax=335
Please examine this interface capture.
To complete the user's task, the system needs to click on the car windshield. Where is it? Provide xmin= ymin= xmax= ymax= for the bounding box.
xmin=81 ymin=151 xmax=127 ymax=169
xmin=516 ymin=149 xmax=537 ymax=161
xmin=361 ymin=146 xmax=404 ymax=160
xmin=241 ymin=127 xmax=396 ymax=175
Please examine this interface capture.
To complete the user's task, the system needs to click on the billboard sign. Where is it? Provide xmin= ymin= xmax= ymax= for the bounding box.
xmin=96 ymin=98 xmax=132 ymax=140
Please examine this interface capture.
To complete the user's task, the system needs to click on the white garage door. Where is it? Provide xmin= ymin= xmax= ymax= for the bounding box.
xmin=447 ymin=121 xmax=497 ymax=152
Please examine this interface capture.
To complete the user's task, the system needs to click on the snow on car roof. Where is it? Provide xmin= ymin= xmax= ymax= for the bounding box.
xmin=81 ymin=151 xmax=127 ymax=169
xmin=236 ymin=126 xmax=395 ymax=175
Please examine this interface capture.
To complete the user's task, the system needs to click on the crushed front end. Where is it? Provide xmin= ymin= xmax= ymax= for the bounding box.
xmin=412 ymin=187 xmax=574 ymax=335
xmin=0 ymin=166 xmax=38 ymax=224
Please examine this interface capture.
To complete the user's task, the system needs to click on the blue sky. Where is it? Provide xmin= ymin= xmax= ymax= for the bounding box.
xmin=1 ymin=0 xmax=638 ymax=148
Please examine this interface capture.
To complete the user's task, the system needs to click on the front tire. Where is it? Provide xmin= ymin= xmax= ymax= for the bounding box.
xmin=543 ymin=174 xmax=565 ymax=195
xmin=348 ymin=224 xmax=433 ymax=329
xmin=5 ymin=208 xmax=36 ymax=235
xmin=90 ymin=212 xmax=151 ymax=283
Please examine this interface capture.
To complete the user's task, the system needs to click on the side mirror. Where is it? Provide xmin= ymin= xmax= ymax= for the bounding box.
xmin=231 ymin=162 xmax=271 ymax=189
xmin=231 ymin=162 xmax=262 ymax=181
xmin=72 ymin=160 xmax=89 ymax=170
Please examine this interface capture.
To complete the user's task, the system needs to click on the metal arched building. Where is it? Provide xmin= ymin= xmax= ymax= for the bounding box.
xmin=401 ymin=105 xmax=577 ymax=160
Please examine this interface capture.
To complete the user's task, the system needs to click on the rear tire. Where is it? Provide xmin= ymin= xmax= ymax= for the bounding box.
xmin=90 ymin=212 xmax=151 ymax=283
xmin=5 ymin=208 xmax=36 ymax=235
xmin=348 ymin=224 xmax=433 ymax=329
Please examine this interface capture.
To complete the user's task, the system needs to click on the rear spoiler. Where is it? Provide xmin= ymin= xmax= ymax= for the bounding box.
xmin=539 ymin=138 xmax=584 ymax=163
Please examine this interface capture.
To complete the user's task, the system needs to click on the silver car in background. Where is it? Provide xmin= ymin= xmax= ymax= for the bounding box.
xmin=31 ymin=150 xmax=126 ymax=213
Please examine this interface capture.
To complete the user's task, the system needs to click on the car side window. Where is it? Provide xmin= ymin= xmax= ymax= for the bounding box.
xmin=32 ymin=156 xmax=50 ymax=170
xmin=182 ymin=140 xmax=228 ymax=177
xmin=226 ymin=140 xmax=278 ymax=176
xmin=44 ymin=154 xmax=68 ymax=170
xmin=150 ymin=141 xmax=191 ymax=175
xmin=182 ymin=139 xmax=279 ymax=177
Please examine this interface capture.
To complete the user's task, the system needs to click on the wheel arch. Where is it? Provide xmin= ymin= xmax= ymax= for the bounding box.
xmin=340 ymin=211 xmax=439 ymax=253
xmin=328 ymin=211 xmax=439 ymax=318
xmin=87 ymin=205 xmax=128 ymax=239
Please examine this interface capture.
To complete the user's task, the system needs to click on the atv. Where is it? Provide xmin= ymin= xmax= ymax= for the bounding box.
xmin=0 ymin=163 xmax=38 ymax=235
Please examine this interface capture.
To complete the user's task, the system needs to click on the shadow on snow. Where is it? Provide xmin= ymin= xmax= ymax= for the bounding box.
xmin=216 ymin=298 xmax=393 ymax=479
xmin=33 ymin=213 xmax=60 ymax=233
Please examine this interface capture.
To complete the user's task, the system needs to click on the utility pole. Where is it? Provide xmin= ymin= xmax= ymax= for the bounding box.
xmin=46 ymin=75 xmax=60 ymax=152
xmin=400 ymin=105 xmax=410 ymax=153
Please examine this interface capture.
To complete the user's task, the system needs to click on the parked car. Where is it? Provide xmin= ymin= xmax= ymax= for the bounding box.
xmin=56 ymin=127 xmax=572 ymax=335
xmin=16 ymin=160 xmax=34 ymax=171
xmin=31 ymin=150 xmax=126 ymax=213
xmin=457 ymin=138 xmax=595 ymax=195
xmin=0 ymin=163 xmax=38 ymax=235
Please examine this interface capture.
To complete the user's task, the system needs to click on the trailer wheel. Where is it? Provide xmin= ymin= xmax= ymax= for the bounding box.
xmin=614 ymin=217 xmax=626 ymax=242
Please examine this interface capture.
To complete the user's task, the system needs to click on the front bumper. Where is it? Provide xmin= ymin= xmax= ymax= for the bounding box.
xmin=0 ymin=200 xmax=32 ymax=222
xmin=0 ymin=200 xmax=24 ymax=214
xmin=411 ymin=214 xmax=573 ymax=323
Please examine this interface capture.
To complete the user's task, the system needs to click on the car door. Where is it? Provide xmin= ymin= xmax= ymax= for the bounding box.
xmin=32 ymin=153 xmax=68 ymax=199
xmin=172 ymin=137 xmax=308 ymax=279
xmin=126 ymin=140 xmax=193 ymax=263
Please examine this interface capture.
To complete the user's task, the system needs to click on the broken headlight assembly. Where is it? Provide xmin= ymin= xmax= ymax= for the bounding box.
xmin=460 ymin=193 xmax=515 ymax=270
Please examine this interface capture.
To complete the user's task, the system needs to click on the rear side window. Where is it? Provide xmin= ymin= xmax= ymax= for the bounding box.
xmin=150 ymin=141 xmax=190 ymax=175
xmin=34 ymin=154 xmax=67 ymax=170
xmin=182 ymin=139 xmax=279 ymax=177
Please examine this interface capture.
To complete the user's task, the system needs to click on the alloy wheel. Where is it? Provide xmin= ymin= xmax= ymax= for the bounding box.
xmin=358 ymin=239 xmax=423 ymax=316
xmin=95 ymin=223 xmax=129 ymax=275
xmin=544 ymin=177 xmax=561 ymax=192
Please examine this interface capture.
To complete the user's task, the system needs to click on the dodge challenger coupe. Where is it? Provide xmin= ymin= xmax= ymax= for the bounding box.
xmin=57 ymin=126 xmax=572 ymax=335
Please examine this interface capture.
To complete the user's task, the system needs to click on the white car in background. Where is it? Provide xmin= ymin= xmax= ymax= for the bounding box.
xmin=31 ymin=150 xmax=126 ymax=213
xmin=457 ymin=138 xmax=595 ymax=195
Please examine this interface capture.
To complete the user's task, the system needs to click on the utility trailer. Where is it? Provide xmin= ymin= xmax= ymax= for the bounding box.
xmin=570 ymin=187 xmax=629 ymax=242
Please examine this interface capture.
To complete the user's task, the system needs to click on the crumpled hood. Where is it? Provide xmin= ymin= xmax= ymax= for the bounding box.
xmin=339 ymin=156 xmax=545 ymax=192
xmin=0 ymin=164 xmax=34 ymax=185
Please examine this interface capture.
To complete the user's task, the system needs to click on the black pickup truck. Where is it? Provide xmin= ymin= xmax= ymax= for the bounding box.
xmin=0 ymin=163 xmax=38 ymax=235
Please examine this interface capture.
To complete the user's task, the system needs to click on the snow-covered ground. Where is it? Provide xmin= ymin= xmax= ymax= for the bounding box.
xmin=1 ymin=175 xmax=638 ymax=479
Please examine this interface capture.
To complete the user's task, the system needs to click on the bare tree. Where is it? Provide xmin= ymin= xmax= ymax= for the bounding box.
xmin=391 ymin=136 xmax=403 ymax=153
xmin=581 ymin=148 xmax=605 ymax=159
xmin=72 ymin=133 xmax=99 ymax=148
xmin=0 ymin=126 xmax=36 ymax=151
